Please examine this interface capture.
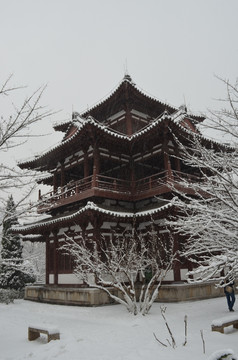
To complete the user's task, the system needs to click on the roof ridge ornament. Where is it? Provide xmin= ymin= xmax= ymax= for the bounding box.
xmin=123 ymin=73 xmax=132 ymax=82
xmin=72 ymin=111 xmax=80 ymax=120
xmin=179 ymin=104 xmax=187 ymax=113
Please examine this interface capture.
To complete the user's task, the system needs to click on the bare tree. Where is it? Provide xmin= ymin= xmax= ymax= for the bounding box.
xmin=169 ymin=77 xmax=238 ymax=286
xmin=0 ymin=75 xmax=56 ymax=283
xmin=62 ymin=225 xmax=175 ymax=315
xmin=0 ymin=74 xmax=55 ymax=224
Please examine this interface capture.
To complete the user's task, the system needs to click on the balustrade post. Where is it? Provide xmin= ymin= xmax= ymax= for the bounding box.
xmin=167 ymin=165 xmax=174 ymax=181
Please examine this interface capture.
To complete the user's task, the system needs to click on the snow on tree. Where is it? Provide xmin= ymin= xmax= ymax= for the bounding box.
xmin=22 ymin=241 xmax=45 ymax=283
xmin=62 ymin=223 xmax=176 ymax=315
xmin=0 ymin=75 xmax=56 ymax=285
xmin=0 ymin=195 xmax=35 ymax=290
xmin=0 ymin=74 xmax=55 ymax=225
xmin=169 ymin=77 xmax=238 ymax=286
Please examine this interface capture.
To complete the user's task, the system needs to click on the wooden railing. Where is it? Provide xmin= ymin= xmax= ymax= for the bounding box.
xmin=38 ymin=170 xmax=202 ymax=212
xmin=134 ymin=171 xmax=168 ymax=193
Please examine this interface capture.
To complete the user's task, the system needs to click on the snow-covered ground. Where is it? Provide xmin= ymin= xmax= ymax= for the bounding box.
xmin=0 ymin=296 xmax=237 ymax=360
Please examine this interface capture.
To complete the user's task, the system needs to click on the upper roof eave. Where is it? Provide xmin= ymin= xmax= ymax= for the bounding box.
xmin=80 ymin=74 xmax=177 ymax=119
xmin=52 ymin=76 xmax=205 ymax=134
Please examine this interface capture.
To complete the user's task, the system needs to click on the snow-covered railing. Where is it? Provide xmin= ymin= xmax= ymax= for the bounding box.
xmin=38 ymin=170 xmax=202 ymax=212
xmin=173 ymin=170 xmax=203 ymax=183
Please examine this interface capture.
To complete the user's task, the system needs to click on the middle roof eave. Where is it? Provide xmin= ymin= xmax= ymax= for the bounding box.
xmin=12 ymin=201 xmax=174 ymax=235
xmin=18 ymin=114 xmax=202 ymax=172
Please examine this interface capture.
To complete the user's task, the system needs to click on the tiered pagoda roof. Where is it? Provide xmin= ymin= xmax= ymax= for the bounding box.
xmin=18 ymin=72 xmax=206 ymax=173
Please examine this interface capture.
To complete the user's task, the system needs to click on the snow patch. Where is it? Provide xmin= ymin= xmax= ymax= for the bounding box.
xmin=29 ymin=324 xmax=59 ymax=335
xmin=207 ymin=349 xmax=237 ymax=360
xmin=212 ymin=316 xmax=238 ymax=327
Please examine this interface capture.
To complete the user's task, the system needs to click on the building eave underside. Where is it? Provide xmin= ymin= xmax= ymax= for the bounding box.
xmin=12 ymin=201 xmax=174 ymax=238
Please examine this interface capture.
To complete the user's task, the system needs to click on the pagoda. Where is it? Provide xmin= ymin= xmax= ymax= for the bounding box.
xmin=14 ymin=75 xmax=223 ymax=305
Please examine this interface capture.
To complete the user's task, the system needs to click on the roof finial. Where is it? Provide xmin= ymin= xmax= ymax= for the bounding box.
xmin=123 ymin=59 xmax=132 ymax=82
xmin=180 ymin=94 xmax=187 ymax=113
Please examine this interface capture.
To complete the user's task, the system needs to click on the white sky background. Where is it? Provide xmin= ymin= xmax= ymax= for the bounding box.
xmin=1 ymin=0 xmax=238 ymax=201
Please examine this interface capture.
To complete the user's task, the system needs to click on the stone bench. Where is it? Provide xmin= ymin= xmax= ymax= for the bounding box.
xmin=211 ymin=316 xmax=238 ymax=333
xmin=28 ymin=325 xmax=60 ymax=342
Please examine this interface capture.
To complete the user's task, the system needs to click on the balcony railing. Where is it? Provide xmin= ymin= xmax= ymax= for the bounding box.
xmin=38 ymin=170 xmax=202 ymax=212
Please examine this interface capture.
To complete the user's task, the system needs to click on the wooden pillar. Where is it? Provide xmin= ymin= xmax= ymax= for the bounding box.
xmin=163 ymin=150 xmax=173 ymax=180
xmin=174 ymin=144 xmax=181 ymax=176
xmin=53 ymin=172 xmax=58 ymax=193
xmin=163 ymin=128 xmax=173 ymax=181
xmin=173 ymin=233 xmax=181 ymax=282
xmin=84 ymin=150 xmax=89 ymax=178
xmin=130 ymin=160 xmax=135 ymax=194
xmin=45 ymin=234 xmax=50 ymax=285
xmin=125 ymin=106 xmax=132 ymax=136
xmin=92 ymin=215 xmax=103 ymax=243
xmin=53 ymin=231 xmax=58 ymax=285
xmin=80 ymin=220 xmax=88 ymax=240
xmin=93 ymin=144 xmax=100 ymax=173
xmin=175 ymin=155 xmax=181 ymax=172
xmin=60 ymin=162 xmax=65 ymax=193
xmin=92 ymin=143 xmax=100 ymax=187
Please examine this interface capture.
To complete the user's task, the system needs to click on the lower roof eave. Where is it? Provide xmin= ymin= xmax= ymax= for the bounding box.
xmin=12 ymin=201 xmax=174 ymax=236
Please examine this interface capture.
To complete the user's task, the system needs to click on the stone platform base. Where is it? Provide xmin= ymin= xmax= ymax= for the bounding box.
xmin=25 ymin=282 xmax=224 ymax=306
xmin=157 ymin=282 xmax=224 ymax=302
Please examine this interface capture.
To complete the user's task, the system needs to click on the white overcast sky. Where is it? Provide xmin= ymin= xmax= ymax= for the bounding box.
xmin=1 ymin=0 xmax=238 ymax=160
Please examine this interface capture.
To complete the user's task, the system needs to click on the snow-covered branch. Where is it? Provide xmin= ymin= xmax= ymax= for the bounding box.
xmin=0 ymin=75 xmax=56 ymax=223
xmin=168 ymin=78 xmax=238 ymax=285
xmin=61 ymin=225 xmax=176 ymax=315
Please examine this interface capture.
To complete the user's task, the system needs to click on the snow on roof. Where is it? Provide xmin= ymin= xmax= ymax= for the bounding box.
xmin=80 ymin=74 xmax=175 ymax=117
xmin=21 ymin=234 xmax=43 ymax=239
xmin=12 ymin=201 xmax=173 ymax=232
xmin=18 ymin=79 xmax=207 ymax=168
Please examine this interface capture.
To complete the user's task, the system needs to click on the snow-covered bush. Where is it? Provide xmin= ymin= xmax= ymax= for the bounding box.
xmin=0 ymin=195 xmax=36 ymax=290
xmin=0 ymin=288 xmax=24 ymax=304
